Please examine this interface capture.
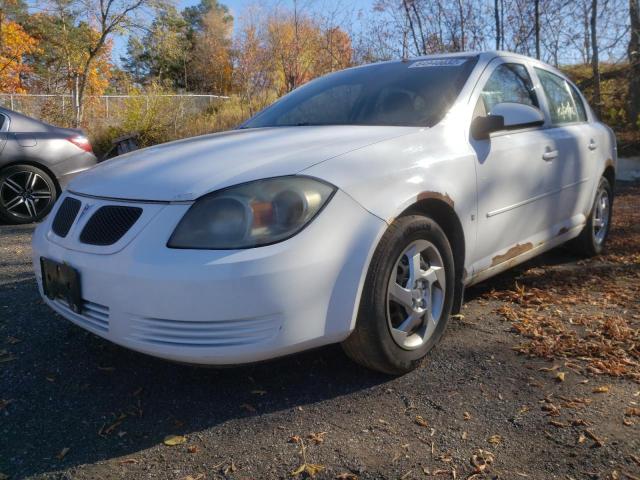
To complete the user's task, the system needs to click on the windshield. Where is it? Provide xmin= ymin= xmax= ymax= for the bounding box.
xmin=242 ymin=56 xmax=479 ymax=129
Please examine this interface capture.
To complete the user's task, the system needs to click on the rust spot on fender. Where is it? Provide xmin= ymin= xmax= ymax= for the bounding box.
xmin=557 ymin=227 xmax=569 ymax=236
xmin=417 ymin=191 xmax=454 ymax=208
xmin=490 ymin=242 xmax=534 ymax=267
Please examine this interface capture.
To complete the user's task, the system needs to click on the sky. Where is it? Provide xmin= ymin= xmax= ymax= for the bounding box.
xmin=111 ymin=0 xmax=373 ymax=65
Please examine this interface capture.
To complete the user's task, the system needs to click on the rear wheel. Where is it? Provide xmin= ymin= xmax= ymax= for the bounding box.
xmin=0 ymin=165 xmax=57 ymax=224
xmin=569 ymin=176 xmax=613 ymax=257
xmin=342 ymin=215 xmax=455 ymax=375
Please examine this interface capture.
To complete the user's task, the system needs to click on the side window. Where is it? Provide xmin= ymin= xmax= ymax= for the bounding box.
xmin=479 ymin=63 xmax=538 ymax=114
xmin=568 ymin=83 xmax=588 ymax=122
xmin=0 ymin=115 xmax=5 ymax=131
xmin=535 ymin=68 xmax=581 ymax=124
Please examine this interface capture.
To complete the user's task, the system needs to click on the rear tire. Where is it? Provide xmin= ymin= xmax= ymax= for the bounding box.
xmin=0 ymin=164 xmax=57 ymax=224
xmin=342 ymin=215 xmax=455 ymax=375
xmin=568 ymin=176 xmax=613 ymax=257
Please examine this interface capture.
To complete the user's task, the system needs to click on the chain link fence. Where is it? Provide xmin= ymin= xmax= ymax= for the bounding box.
xmin=0 ymin=93 xmax=229 ymax=129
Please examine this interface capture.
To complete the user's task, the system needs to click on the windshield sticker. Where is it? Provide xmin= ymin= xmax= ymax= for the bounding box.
xmin=409 ymin=58 xmax=468 ymax=68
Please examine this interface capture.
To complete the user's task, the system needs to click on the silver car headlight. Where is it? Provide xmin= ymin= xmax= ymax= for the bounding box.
xmin=168 ymin=176 xmax=336 ymax=249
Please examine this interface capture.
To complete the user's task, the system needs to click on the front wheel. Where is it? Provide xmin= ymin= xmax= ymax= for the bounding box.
xmin=342 ymin=215 xmax=455 ymax=375
xmin=569 ymin=176 xmax=613 ymax=257
xmin=0 ymin=165 xmax=58 ymax=224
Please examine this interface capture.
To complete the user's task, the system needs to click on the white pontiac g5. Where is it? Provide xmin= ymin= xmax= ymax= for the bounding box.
xmin=32 ymin=52 xmax=616 ymax=374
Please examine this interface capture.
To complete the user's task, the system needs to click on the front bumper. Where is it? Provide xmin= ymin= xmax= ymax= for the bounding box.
xmin=32 ymin=190 xmax=386 ymax=365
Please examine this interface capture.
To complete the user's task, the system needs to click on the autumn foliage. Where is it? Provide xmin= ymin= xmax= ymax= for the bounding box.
xmin=0 ymin=17 xmax=38 ymax=93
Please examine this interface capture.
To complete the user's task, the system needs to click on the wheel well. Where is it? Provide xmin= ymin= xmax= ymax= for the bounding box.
xmin=0 ymin=160 xmax=61 ymax=194
xmin=401 ymin=199 xmax=466 ymax=314
xmin=603 ymin=165 xmax=615 ymax=191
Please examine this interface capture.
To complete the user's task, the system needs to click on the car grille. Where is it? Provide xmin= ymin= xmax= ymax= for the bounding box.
xmin=128 ymin=315 xmax=282 ymax=348
xmin=80 ymin=206 xmax=143 ymax=246
xmin=51 ymin=197 xmax=81 ymax=238
xmin=52 ymin=298 xmax=110 ymax=333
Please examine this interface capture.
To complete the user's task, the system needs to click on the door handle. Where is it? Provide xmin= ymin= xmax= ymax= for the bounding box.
xmin=542 ymin=149 xmax=558 ymax=161
xmin=588 ymin=140 xmax=598 ymax=150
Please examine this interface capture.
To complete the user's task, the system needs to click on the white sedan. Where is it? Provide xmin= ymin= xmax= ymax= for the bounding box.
xmin=32 ymin=51 xmax=616 ymax=374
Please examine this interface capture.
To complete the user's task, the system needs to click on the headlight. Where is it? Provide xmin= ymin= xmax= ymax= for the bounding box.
xmin=168 ymin=176 xmax=336 ymax=249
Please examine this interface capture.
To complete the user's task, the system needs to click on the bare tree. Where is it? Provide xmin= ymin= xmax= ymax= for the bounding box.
xmin=629 ymin=0 xmax=640 ymax=124
xmin=48 ymin=0 xmax=162 ymax=126
xmin=591 ymin=0 xmax=601 ymax=116
xmin=534 ymin=0 xmax=540 ymax=58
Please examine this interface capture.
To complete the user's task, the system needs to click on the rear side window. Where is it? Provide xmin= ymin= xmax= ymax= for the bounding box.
xmin=535 ymin=68 xmax=583 ymax=124
xmin=0 ymin=115 xmax=5 ymax=130
xmin=480 ymin=63 xmax=538 ymax=114
xmin=568 ymin=83 xmax=588 ymax=122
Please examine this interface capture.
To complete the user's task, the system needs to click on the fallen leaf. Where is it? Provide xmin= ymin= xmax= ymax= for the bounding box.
xmin=415 ymin=415 xmax=429 ymax=427
xmin=187 ymin=445 xmax=198 ymax=454
xmin=487 ymin=434 xmax=502 ymax=444
xmin=592 ymin=385 xmax=610 ymax=393
xmin=463 ymin=412 xmax=471 ymax=421
xmin=291 ymin=463 xmax=324 ymax=477
xmin=625 ymin=407 xmax=640 ymax=417
xmin=307 ymin=432 xmax=327 ymax=444
xmin=584 ymin=429 xmax=604 ymax=447
xmin=57 ymin=447 xmax=70 ymax=460
xmin=336 ymin=473 xmax=358 ymax=479
xmin=549 ymin=420 xmax=567 ymax=428
xmin=181 ymin=475 xmax=204 ymax=480
xmin=163 ymin=435 xmax=186 ymax=446
xmin=223 ymin=461 xmax=237 ymax=474
xmin=538 ymin=365 xmax=561 ymax=372
xmin=555 ymin=372 xmax=566 ymax=382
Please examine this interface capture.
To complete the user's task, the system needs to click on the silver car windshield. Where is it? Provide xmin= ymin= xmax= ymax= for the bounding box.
xmin=242 ymin=56 xmax=479 ymax=128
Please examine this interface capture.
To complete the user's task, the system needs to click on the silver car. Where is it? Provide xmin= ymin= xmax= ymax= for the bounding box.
xmin=0 ymin=107 xmax=97 ymax=224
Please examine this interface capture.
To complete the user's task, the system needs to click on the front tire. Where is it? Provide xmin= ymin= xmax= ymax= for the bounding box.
xmin=342 ymin=215 xmax=455 ymax=375
xmin=569 ymin=176 xmax=613 ymax=257
xmin=0 ymin=164 xmax=57 ymax=224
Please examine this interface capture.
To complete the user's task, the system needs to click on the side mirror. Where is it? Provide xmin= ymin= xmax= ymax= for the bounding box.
xmin=471 ymin=102 xmax=545 ymax=140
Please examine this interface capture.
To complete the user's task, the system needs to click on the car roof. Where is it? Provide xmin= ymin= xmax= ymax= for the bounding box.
xmin=351 ymin=50 xmax=565 ymax=77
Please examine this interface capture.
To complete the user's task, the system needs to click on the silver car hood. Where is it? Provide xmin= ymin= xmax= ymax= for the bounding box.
xmin=68 ymin=126 xmax=416 ymax=201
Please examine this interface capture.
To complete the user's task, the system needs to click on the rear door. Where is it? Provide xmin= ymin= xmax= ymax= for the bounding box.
xmin=532 ymin=67 xmax=595 ymax=228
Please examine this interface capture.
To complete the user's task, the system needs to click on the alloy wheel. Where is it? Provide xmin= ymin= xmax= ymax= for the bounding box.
xmin=386 ymin=239 xmax=446 ymax=350
xmin=0 ymin=170 xmax=54 ymax=221
xmin=592 ymin=184 xmax=610 ymax=246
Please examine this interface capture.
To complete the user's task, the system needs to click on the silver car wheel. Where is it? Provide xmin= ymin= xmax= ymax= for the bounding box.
xmin=386 ymin=239 xmax=446 ymax=350
xmin=592 ymin=184 xmax=610 ymax=246
xmin=0 ymin=170 xmax=54 ymax=221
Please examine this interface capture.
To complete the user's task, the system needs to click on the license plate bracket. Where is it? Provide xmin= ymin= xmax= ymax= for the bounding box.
xmin=41 ymin=258 xmax=82 ymax=314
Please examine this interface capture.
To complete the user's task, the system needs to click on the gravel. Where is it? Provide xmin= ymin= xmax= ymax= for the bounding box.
xmin=1 ymin=184 xmax=639 ymax=480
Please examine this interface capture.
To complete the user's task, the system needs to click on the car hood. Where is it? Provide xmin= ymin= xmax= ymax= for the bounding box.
xmin=68 ymin=126 xmax=416 ymax=201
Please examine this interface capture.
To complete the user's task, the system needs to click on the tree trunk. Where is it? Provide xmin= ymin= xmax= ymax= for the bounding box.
xmin=590 ymin=0 xmax=601 ymax=117
xmin=494 ymin=0 xmax=500 ymax=50
xmin=629 ymin=0 xmax=640 ymax=126
xmin=534 ymin=0 xmax=541 ymax=59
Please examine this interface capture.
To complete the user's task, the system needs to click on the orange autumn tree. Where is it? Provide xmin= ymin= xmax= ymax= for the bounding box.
xmin=266 ymin=11 xmax=352 ymax=95
xmin=0 ymin=15 xmax=38 ymax=93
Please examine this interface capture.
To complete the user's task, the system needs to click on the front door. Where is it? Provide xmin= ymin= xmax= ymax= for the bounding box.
xmin=468 ymin=58 xmax=558 ymax=273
